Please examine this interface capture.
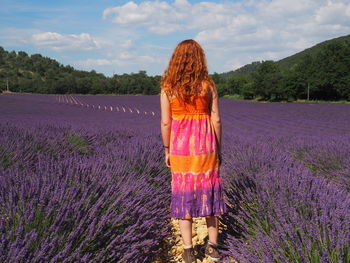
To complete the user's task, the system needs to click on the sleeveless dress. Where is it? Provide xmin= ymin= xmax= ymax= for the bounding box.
xmin=169 ymin=94 xmax=228 ymax=219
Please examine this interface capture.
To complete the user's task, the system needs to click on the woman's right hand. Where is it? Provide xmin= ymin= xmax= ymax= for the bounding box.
xmin=165 ymin=152 xmax=171 ymax=168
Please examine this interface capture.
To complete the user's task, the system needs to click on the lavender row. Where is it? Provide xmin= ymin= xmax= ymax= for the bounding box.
xmin=0 ymin=123 xmax=177 ymax=262
xmin=219 ymin=134 xmax=350 ymax=263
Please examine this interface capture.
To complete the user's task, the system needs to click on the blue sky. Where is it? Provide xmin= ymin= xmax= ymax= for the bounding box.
xmin=1 ymin=0 xmax=349 ymax=76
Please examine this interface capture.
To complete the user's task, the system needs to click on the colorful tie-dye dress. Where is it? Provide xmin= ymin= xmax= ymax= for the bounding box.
xmin=169 ymin=94 xmax=228 ymax=219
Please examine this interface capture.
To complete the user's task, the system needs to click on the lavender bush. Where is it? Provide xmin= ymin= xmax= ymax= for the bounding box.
xmin=219 ymin=135 xmax=350 ymax=263
xmin=0 ymin=122 xmax=176 ymax=262
xmin=1 ymin=93 xmax=350 ymax=262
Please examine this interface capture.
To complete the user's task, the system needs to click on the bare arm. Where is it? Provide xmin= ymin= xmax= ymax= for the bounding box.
xmin=160 ymin=89 xmax=172 ymax=155
xmin=209 ymin=83 xmax=222 ymax=154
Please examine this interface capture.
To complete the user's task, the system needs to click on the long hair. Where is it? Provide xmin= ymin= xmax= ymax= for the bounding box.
xmin=160 ymin=39 xmax=215 ymax=104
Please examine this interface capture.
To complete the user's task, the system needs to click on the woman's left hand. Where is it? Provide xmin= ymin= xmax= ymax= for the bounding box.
xmin=165 ymin=152 xmax=171 ymax=168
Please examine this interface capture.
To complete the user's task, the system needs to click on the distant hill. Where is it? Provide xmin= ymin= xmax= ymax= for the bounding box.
xmin=277 ymin=34 xmax=350 ymax=72
xmin=219 ymin=61 xmax=261 ymax=79
xmin=220 ymin=34 xmax=350 ymax=78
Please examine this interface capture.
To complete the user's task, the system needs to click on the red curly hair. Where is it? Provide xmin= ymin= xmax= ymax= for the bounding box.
xmin=160 ymin=39 xmax=215 ymax=105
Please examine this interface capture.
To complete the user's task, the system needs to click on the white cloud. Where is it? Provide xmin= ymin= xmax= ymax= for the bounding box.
xmin=102 ymin=0 xmax=186 ymax=34
xmin=149 ymin=24 xmax=184 ymax=35
xmin=120 ymin=39 xmax=133 ymax=49
xmin=258 ymin=0 xmax=317 ymax=20
xmin=103 ymin=0 xmax=350 ymax=48
xmin=75 ymin=51 xmax=157 ymax=70
xmin=102 ymin=0 xmax=243 ymax=34
xmin=31 ymin=32 xmax=100 ymax=51
xmin=315 ymin=2 xmax=350 ymax=25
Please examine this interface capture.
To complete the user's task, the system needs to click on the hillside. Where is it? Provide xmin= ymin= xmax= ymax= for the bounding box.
xmin=219 ymin=61 xmax=261 ymax=79
xmin=220 ymin=34 xmax=350 ymax=78
xmin=277 ymin=34 xmax=350 ymax=72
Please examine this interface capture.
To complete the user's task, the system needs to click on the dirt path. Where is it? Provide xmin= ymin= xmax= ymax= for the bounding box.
xmin=155 ymin=217 xmax=237 ymax=263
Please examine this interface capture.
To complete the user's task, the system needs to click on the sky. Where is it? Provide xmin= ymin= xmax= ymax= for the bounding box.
xmin=0 ymin=0 xmax=350 ymax=76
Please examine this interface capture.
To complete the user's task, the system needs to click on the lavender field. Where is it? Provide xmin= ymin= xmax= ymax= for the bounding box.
xmin=0 ymin=93 xmax=349 ymax=263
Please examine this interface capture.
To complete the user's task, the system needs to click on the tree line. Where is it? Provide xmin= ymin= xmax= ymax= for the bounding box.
xmin=1 ymin=40 xmax=349 ymax=101
xmin=0 ymin=47 xmax=160 ymax=95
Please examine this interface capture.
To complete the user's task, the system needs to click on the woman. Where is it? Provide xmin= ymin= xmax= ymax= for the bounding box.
xmin=160 ymin=39 xmax=227 ymax=263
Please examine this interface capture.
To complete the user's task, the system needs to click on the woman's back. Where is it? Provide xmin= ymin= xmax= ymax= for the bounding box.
xmin=168 ymin=81 xmax=213 ymax=117
xmin=168 ymin=82 xmax=227 ymax=219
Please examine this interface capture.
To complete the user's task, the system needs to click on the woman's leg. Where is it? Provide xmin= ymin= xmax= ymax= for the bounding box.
xmin=205 ymin=215 xmax=218 ymax=244
xmin=178 ymin=218 xmax=193 ymax=246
